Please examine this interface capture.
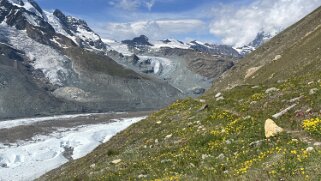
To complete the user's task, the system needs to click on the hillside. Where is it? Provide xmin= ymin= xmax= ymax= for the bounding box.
xmin=40 ymin=5 xmax=321 ymax=181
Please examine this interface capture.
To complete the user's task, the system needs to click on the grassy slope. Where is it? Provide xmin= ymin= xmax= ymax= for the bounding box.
xmin=41 ymin=72 xmax=321 ymax=180
xmin=40 ymin=7 xmax=321 ymax=181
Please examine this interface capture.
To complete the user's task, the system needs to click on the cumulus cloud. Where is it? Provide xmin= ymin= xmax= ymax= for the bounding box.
xmin=100 ymin=19 xmax=206 ymax=40
xmin=210 ymin=0 xmax=321 ymax=47
xmin=110 ymin=0 xmax=155 ymax=11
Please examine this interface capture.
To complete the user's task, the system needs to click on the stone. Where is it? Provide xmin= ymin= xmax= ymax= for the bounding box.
xmin=314 ymin=142 xmax=321 ymax=146
xmin=156 ymin=121 xmax=162 ymax=124
xmin=111 ymin=159 xmax=122 ymax=164
xmin=264 ymin=119 xmax=284 ymax=138
xmin=216 ymin=96 xmax=224 ymax=101
xmin=138 ymin=174 xmax=148 ymax=178
xmin=165 ymin=134 xmax=172 ymax=139
xmin=199 ymin=99 xmax=206 ymax=103
xmin=250 ymin=101 xmax=257 ymax=105
xmin=90 ymin=163 xmax=96 ymax=168
xmin=252 ymin=85 xmax=260 ymax=89
xmin=273 ymin=55 xmax=282 ymax=61
xmin=155 ymin=139 xmax=159 ymax=144
xmin=272 ymin=104 xmax=296 ymax=119
xmin=216 ymin=153 xmax=225 ymax=160
xmin=202 ymin=154 xmax=209 ymax=160
xmin=249 ymin=140 xmax=263 ymax=147
xmin=265 ymin=87 xmax=279 ymax=94
xmin=309 ymin=88 xmax=318 ymax=95
xmin=215 ymin=92 xmax=222 ymax=98
xmin=245 ymin=66 xmax=262 ymax=79
xmin=306 ymin=147 xmax=314 ymax=152
xmin=289 ymin=96 xmax=303 ymax=103
xmin=197 ymin=104 xmax=208 ymax=112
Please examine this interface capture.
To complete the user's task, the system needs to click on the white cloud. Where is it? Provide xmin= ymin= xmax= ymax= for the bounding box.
xmin=210 ymin=0 xmax=321 ymax=47
xmin=111 ymin=0 xmax=155 ymax=11
xmin=100 ymin=19 xmax=206 ymax=41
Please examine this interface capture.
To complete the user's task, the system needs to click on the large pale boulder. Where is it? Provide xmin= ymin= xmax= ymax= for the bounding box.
xmin=264 ymin=119 xmax=284 ymax=138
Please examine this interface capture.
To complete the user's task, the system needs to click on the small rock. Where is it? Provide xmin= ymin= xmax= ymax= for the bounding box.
xmin=250 ymin=101 xmax=257 ymax=105
xmin=216 ymin=96 xmax=224 ymax=101
xmin=265 ymin=87 xmax=279 ymax=94
xmin=273 ymin=55 xmax=282 ymax=61
xmin=138 ymin=174 xmax=148 ymax=178
xmin=277 ymin=80 xmax=285 ymax=84
xmin=306 ymin=147 xmax=314 ymax=152
xmin=264 ymin=119 xmax=284 ymax=138
xmin=226 ymin=140 xmax=232 ymax=145
xmin=197 ymin=104 xmax=208 ymax=112
xmin=252 ymin=85 xmax=260 ymax=89
xmin=165 ymin=134 xmax=172 ymax=139
xmin=111 ymin=159 xmax=122 ymax=164
xmin=310 ymin=88 xmax=318 ymax=95
xmin=155 ymin=139 xmax=159 ymax=144
xmin=289 ymin=96 xmax=303 ymax=103
xmin=306 ymin=109 xmax=312 ymax=113
xmin=156 ymin=121 xmax=162 ymax=124
xmin=161 ymin=159 xmax=172 ymax=163
xmin=216 ymin=153 xmax=225 ymax=160
xmin=249 ymin=140 xmax=263 ymax=147
xmin=90 ymin=163 xmax=96 ymax=168
xmin=272 ymin=104 xmax=296 ymax=119
xmin=215 ymin=92 xmax=222 ymax=98
xmin=223 ymin=170 xmax=229 ymax=174
xmin=313 ymin=142 xmax=321 ymax=146
xmin=202 ymin=154 xmax=209 ymax=160
xmin=308 ymin=81 xmax=314 ymax=85
xmin=292 ymin=139 xmax=299 ymax=142
xmin=199 ymin=99 xmax=206 ymax=103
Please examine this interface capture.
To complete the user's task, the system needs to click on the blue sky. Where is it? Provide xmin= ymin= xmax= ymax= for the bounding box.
xmin=36 ymin=0 xmax=321 ymax=46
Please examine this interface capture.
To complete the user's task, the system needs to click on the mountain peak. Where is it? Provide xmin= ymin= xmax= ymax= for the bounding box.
xmin=122 ymin=35 xmax=153 ymax=46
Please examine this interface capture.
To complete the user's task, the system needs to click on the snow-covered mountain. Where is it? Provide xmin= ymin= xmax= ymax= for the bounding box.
xmin=234 ymin=32 xmax=274 ymax=55
xmin=105 ymin=35 xmax=239 ymax=95
xmin=0 ymin=0 xmax=182 ymax=119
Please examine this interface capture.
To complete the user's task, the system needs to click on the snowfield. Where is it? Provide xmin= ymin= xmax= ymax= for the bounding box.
xmin=0 ymin=116 xmax=146 ymax=181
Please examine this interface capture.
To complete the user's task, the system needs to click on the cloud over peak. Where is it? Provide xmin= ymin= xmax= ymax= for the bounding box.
xmin=101 ymin=19 xmax=206 ymax=41
xmin=110 ymin=0 xmax=155 ymax=11
xmin=210 ymin=0 xmax=321 ymax=47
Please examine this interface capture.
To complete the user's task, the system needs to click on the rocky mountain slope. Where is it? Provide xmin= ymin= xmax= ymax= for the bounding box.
xmin=105 ymin=35 xmax=240 ymax=95
xmin=41 ymin=5 xmax=321 ymax=181
xmin=0 ymin=0 xmax=183 ymax=119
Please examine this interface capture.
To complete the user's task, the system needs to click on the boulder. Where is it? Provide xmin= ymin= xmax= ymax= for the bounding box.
xmin=264 ymin=119 xmax=284 ymax=138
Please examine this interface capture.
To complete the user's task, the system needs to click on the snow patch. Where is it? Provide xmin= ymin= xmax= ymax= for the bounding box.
xmin=0 ymin=112 xmax=126 ymax=129
xmin=0 ymin=116 xmax=146 ymax=180
xmin=0 ymin=24 xmax=73 ymax=86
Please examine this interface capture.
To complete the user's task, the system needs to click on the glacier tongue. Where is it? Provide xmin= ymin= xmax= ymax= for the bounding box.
xmin=0 ymin=23 xmax=74 ymax=86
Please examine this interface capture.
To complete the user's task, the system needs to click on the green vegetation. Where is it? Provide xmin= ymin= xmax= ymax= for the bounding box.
xmin=41 ymin=71 xmax=321 ymax=180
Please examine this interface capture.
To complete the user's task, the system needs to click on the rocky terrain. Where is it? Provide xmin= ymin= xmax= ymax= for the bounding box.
xmin=40 ymin=5 xmax=321 ymax=181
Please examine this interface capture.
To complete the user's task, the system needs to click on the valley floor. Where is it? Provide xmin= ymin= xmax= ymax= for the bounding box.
xmin=0 ymin=112 xmax=150 ymax=180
